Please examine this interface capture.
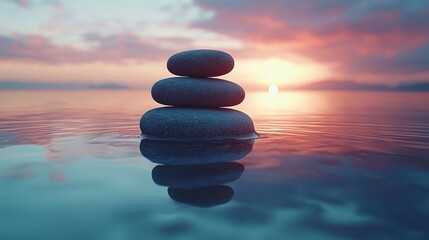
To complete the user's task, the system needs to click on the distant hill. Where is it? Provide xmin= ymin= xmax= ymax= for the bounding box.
xmin=296 ymin=80 xmax=429 ymax=91
xmin=394 ymin=82 xmax=429 ymax=91
xmin=88 ymin=83 xmax=129 ymax=89
xmin=296 ymin=80 xmax=389 ymax=91
xmin=0 ymin=81 xmax=129 ymax=90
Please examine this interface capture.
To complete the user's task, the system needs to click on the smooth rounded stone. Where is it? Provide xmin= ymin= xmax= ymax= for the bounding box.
xmin=167 ymin=49 xmax=234 ymax=77
xmin=168 ymin=185 xmax=234 ymax=208
xmin=152 ymin=77 xmax=245 ymax=108
xmin=140 ymin=139 xmax=254 ymax=165
xmin=152 ymin=162 xmax=245 ymax=188
xmin=140 ymin=107 xmax=257 ymax=141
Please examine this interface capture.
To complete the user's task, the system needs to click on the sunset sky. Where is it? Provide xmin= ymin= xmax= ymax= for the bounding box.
xmin=1 ymin=0 xmax=429 ymax=90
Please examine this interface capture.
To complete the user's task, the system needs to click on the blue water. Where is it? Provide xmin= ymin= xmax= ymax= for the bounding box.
xmin=1 ymin=90 xmax=428 ymax=240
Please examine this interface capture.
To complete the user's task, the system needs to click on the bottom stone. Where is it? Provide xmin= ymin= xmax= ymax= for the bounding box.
xmin=140 ymin=107 xmax=257 ymax=141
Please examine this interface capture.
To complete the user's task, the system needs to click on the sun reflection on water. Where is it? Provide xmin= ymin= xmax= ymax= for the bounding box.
xmin=240 ymin=91 xmax=329 ymax=117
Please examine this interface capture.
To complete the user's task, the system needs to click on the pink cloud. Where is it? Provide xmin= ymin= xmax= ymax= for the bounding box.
xmin=10 ymin=0 xmax=31 ymax=9
xmin=0 ymin=33 xmax=173 ymax=64
xmin=194 ymin=0 xmax=429 ymax=75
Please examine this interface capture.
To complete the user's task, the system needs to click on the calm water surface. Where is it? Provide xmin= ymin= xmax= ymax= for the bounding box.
xmin=1 ymin=90 xmax=428 ymax=240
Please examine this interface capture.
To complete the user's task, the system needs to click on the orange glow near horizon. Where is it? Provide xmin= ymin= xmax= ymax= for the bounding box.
xmin=228 ymin=58 xmax=331 ymax=89
xmin=0 ymin=57 xmax=331 ymax=90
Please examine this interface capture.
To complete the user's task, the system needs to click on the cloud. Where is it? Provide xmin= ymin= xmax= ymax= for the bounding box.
xmin=0 ymin=34 xmax=76 ymax=62
xmin=347 ymin=42 xmax=429 ymax=74
xmin=0 ymin=1 xmax=240 ymax=64
xmin=9 ymin=0 xmax=31 ymax=9
xmin=82 ymin=32 xmax=173 ymax=61
xmin=0 ymin=33 xmax=172 ymax=63
xmin=194 ymin=0 xmax=429 ymax=74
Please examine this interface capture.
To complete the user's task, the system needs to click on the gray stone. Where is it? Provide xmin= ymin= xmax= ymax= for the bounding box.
xmin=139 ymin=107 xmax=257 ymax=141
xmin=167 ymin=49 xmax=234 ymax=77
xmin=151 ymin=77 xmax=245 ymax=107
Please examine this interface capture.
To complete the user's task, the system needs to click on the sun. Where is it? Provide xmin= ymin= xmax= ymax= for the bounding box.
xmin=268 ymin=85 xmax=279 ymax=94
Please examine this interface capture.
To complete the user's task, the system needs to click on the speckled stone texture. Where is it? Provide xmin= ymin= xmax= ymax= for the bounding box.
xmin=140 ymin=139 xmax=254 ymax=165
xmin=167 ymin=49 xmax=234 ymax=77
xmin=151 ymin=162 xmax=245 ymax=188
xmin=140 ymin=107 xmax=256 ymax=141
xmin=151 ymin=77 xmax=245 ymax=107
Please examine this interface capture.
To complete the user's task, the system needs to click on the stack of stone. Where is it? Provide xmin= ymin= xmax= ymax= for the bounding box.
xmin=140 ymin=49 xmax=257 ymax=141
xmin=139 ymin=49 xmax=256 ymax=206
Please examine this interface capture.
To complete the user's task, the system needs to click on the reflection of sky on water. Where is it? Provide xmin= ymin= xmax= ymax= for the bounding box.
xmin=238 ymin=151 xmax=429 ymax=239
xmin=1 ymin=90 xmax=429 ymax=239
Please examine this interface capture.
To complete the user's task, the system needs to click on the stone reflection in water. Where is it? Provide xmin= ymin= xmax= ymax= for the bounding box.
xmin=140 ymin=139 xmax=254 ymax=165
xmin=140 ymin=139 xmax=254 ymax=207
xmin=152 ymin=162 xmax=245 ymax=188
xmin=168 ymin=186 xmax=234 ymax=208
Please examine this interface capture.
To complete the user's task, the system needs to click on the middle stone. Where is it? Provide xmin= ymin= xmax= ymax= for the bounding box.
xmin=152 ymin=77 xmax=245 ymax=108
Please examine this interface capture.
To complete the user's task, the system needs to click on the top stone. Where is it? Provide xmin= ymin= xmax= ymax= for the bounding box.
xmin=167 ymin=49 xmax=234 ymax=77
